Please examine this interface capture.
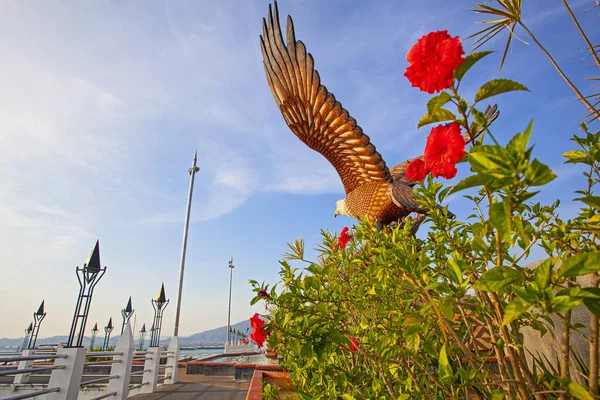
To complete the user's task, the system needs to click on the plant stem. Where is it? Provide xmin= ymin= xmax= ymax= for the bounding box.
xmin=476 ymin=291 xmax=518 ymax=400
xmin=560 ymin=309 xmax=573 ymax=400
xmin=590 ymin=271 xmax=599 ymax=397
xmin=422 ymin=289 xmax=480 ymax=370
xmin=561 ymin=0 xmax=600 ymax=70
xmin=518 ymin=21 xmax=600 ymax=121
xmin=489 ymin=292 xmax=535 ymax=399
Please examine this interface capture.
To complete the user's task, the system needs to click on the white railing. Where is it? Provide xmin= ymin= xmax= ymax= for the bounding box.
xmin=1 ymin=324 xmax=180 ymax=400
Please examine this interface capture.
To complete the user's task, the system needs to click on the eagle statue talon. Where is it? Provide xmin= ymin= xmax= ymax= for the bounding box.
xmin=260 ymin=2 xmax=498 ymax=230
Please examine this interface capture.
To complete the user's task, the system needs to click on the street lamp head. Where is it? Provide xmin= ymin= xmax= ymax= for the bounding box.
xmin=155 ymin=283 xmax=167 ymax=308
xmin=84 ymin=240 xmax=102 ymax=276
xmin=26 ymin=323 xmax=33 ymax=334
xmin=124 ymin=296 xmax=133 ymax=314
xmin=105 ymin=317 xmax=113 ymax=331
xmin=35 ymin=301 xmax=45 ymax=317
xmin=140 ymin=323 xmax=146 ymax=334
xmin=229 ymin=257 xmax=234 ymax=269
xmin=92 ymin=323 xmax=98 ymax=334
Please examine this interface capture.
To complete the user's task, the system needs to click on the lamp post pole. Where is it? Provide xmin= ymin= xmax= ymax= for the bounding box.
xmin=20 ymin=324 xmax=33 ymax=351
xmin=151 ymin=283 xmax=169 ymax=347
xmin=103 ymin=318 xmax=114 ymax=351
xmin=66 ymin=240 xmax=106 ymax=348
xmin=174 ymin=151 xmax=199 ymax=337
xmin=138 ymin=324 xmax=147 ymax=351
xmin=226 ymin=258 xmax=234 ymax=344
xmin=28 ymin=301 xmax=46 ymax=350
xmin=89 ymin=323 xmax=99 ymax=350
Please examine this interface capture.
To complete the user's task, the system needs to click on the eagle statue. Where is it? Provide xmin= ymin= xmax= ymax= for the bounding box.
xmin=260 ymin=2 xmax=497 ymax=229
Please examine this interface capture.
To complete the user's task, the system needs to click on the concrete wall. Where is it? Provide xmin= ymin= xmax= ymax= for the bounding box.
xmin=203 ymin=362 xmax=235 ymax=376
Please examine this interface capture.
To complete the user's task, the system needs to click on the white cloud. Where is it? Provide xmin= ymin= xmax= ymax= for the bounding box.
xmin=0 ymin=0 xmax=454 ymax=336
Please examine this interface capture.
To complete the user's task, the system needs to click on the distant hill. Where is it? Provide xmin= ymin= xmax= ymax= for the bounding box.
xmin=180 ymin=320 xmax=251 ymax=346
xmin=0 ymin=319 xmax=252 ymax=348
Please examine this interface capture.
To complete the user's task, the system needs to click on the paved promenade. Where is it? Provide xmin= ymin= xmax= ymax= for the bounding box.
xmin=130 ymin=370 xmax=250 ymax=400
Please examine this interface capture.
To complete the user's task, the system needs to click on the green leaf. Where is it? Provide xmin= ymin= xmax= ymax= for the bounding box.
xmin=250 ymin=296 xmax=262 ymax=306
xmin=503 ymin=297 xmax=530 ymax=325
xmin=563 ymin=149 xmax=593 ymax=165
xmin=417 ymin=109 xmax=457 ymax=129
xmin=405 ymin=328 xmax=421 ymax=352
xmin=427 ymin=92 xmax=452 ymax=114
xmin=557 ymin=287 xmax=600 ymax=300
xmin=489 ymin=201 xmax=512 ymax=243
xmin=533 ymin=258 xmax=554 ymax=290
xmin=513 ymin=283 xmax=542 ymax=303
xmin=455 ymin=50 xmax=494 ymax=82
xmin=525 ymin=159 xmax=557 ymax=187
xmin=474 ymin=266 xmax=523 ymax=292
xmin=568 ymin=382 xmax=593 ymax=400
xmin=447 ymin=259 xmax=463 ymax=285
xmin=550 ymin=295 xmax=582 ymax=313
xmin=558 ymin=252 xmax=600 ymax=277
xmin=583 ymin=298 xmax=600 ymax=319
xmin=342 ymin=394 xmax=357 ymax=400
xmin=475 ymin=79 xmax=530 ymax=103
xmin=438 ymin=343 xmax=453 ymax=383
xmin=468 ymin=146 xmax=512 ymax=176
xmin=449 ymin=173 xmax=493 ymax=194
xmin=575 ymin=196 xmax=600 ymax=209
xmin=439 ymin=297 xmax=455 ymax=320
xmin=507 ymin=122 xmax=532 ymax=156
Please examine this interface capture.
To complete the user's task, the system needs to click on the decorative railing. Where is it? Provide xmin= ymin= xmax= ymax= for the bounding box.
xmin=0 ymin=327 xmax=181 ymax=400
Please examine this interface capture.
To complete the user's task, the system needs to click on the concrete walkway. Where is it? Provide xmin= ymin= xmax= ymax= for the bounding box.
xmin=129 ymin=372 xmax=250 ymax=400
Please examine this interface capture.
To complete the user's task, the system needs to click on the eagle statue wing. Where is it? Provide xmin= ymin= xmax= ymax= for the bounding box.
xmin=260 ymin=2 xmax=392 ymax=195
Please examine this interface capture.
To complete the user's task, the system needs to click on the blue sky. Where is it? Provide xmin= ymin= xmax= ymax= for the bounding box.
xmin=0 ymin=0 xmax=598 ymax=338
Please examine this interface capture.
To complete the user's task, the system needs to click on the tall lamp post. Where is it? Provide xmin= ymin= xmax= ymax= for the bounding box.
xmin=138 ymin=324 xmax=147 ymax=351
xmin=103 ymin=318 xmax=114 ymax=351
xmin=89 ymin=323 xmax=99 ymax=350
xmin=28 ymin=301 xmax=46 ymax=349
xmin=149 ymin=323 xmax=155 ymax=347
xmin=121 ymin=297 xmax=134 ymax=335
xmin=174 ymin=151 xmax=200 ymax=338
xmin=20 ymin=323 xmax=33 ymax=351
xmin=66 ymin=240 xmax=106 ymax=347
xmin=226 ymin=258 xmax=235 ymax=345
xmin=150 ymin=283 xmax=169 ymax=347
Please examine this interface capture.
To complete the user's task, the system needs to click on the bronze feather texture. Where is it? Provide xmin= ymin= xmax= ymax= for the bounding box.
xmin=260 ymin=2 xmax=498 ymax=228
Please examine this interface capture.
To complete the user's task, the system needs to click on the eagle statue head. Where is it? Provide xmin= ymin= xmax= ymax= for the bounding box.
xmin=334 ymin=199 xmax=351 ymax=218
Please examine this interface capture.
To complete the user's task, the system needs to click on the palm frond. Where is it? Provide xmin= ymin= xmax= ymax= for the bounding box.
xmin=283 ymin=237 xmax=305 ymax=262
xmin=468 ymin=0 xmax=523 ymax=70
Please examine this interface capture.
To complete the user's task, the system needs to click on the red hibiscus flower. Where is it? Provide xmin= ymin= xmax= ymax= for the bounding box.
xmin=424 ymin=122 xmax=465 ymax=179
xmin=349 ymin=336 xmax=359 ymax=352
xmin=249 ymin=313 xmax=268 ymax=347
xmin=404 ymin=30 xmax=465 ymax=94
xmin=250 ymin=313 xmax=264 ymax=330
xmin=339 ymin=227 xmax=351 ymax=249
xmin=405 ymin=158 xmax=429 ymax=182
xmin=257 ymin=289 xmax=270 ymax=299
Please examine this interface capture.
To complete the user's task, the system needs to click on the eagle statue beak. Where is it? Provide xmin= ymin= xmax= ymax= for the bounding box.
xmin=334 ymin=211 xmax=338 ymax=218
